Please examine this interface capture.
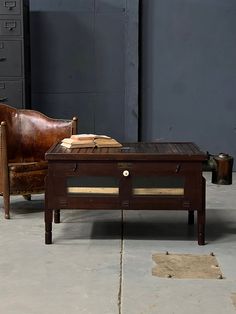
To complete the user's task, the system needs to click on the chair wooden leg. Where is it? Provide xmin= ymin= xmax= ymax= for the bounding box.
xmin=3 ymin=193 xmax=10 ymax=219
xmin=54 ymin=210 xmax=60 ymax=223
xmin=1 ymin=121 xmax=10 ymax=218
xmin=23 ymin=194 xmax=31 ymax=201
xmin=188 ymin=210 xmax=194 ymax=225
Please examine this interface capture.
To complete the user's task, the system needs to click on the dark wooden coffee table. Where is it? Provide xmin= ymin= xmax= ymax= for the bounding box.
xmin=45 ymin=142 xmax=207 ymax=245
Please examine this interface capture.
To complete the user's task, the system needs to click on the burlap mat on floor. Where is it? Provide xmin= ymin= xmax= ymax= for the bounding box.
xmin=231 ymin=293 xmax=236 ymax=309
xmin=152 ymin=253 xmax=223 ymax=279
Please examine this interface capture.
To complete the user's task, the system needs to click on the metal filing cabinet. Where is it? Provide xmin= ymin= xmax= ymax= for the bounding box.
xmin=0 ymin=0 xmax=30 ymax=108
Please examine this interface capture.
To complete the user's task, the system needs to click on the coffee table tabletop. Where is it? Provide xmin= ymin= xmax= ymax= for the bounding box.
xmin=46 ymin=142 xmax=207 ymax=161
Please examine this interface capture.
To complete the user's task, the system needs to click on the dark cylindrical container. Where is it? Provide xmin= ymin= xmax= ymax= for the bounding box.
xmin=212 ymin=153 xmax=234 ymax=185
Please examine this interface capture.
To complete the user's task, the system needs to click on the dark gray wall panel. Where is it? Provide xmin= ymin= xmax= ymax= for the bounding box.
xmin=30 ymin=12 xmax=95 ymax=93
xmin=124 ymin=0 xmax=139 ymax=141
xmin=32 ymin=93 xmax=95 ymax=132
xmin=95 ymin=0 xmax=126 ymax=13
xmin=94 ymin=92 xmax=125 ymax=140
xmin=30 ymin=0 xmax=139 ymax=141
xmin=32 ymin=91 xmax=125 ymax=140
xmin=141 ymin=0 xmax=236 ymax=166
xmin=94 ymin=13 xmax=125 ymax=92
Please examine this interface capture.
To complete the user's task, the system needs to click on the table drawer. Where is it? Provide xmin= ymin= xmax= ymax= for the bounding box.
xmin=49 ymin=160 xmax=198 ymax=175
xmin=48 ymin=160 xmax=202 ymax=204
xmin=119 ymin=161 xmax=201 ymax=174
xmin=49 ymin=161 xmax=121 ymax=176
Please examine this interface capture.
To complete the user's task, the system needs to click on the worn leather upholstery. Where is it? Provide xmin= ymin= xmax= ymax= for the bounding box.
xmin=0 ymin=103 xmax=78 ymax=218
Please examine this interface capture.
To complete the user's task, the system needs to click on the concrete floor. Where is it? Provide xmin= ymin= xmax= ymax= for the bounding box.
xmin=0 ymin=172 xmax=236 ymax=314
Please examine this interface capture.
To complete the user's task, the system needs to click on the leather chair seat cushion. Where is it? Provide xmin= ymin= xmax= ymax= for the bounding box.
xmin=9 ymin=161 xmax=48 ymax=173
xmin=9 ymin=167 xmax=48 ymax=194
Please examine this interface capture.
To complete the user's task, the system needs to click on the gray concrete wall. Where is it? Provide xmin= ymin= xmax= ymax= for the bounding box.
xmin=141 ymin=0 xmax=236 ymax=165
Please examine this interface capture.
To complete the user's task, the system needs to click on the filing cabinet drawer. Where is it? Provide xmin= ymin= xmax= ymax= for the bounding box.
xmin=0 ymin=0 xmax=21 ymax=15
xmin=0 ymin=80 xmax=23 ymax=107
xmin=0 ymin=0 xmax=29 ymax=108
xmin=0 ymin=19 xmax=21 ymax=36
xmin=0 ymin=40 xmax=22 ymax=76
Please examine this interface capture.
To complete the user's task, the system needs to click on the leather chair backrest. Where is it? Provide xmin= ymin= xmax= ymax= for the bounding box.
xmin=0 ymin=104 xmax=74 ymax=162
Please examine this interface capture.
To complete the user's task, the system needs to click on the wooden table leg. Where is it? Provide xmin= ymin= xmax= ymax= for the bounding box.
xmin=45 ymin=209 xmax=53 ymax=244
xmin=197 ymin=210 xmax=205 ymax=245
xmin=54 ymin=210 xmax=60 ymax=224
xmin=188 ymin=211 xmax=194 ymax=225
xmin=197 ymin=177 xmax=206 ymax=245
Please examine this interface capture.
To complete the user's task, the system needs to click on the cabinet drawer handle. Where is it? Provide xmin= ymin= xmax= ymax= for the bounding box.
xmin=4 ymin=21 xmax=16 ymax=30
xmin=175 ymin=164 xmax=181 ymax=173
xmin=4 ymin=1 xmax=16 ymax=10
xmin=0 ymin=57 xmax=7 ymax=62
xmin=123 ymin=170 xmax=129 ymax=177
xmin=0 ymin=97 xmax=8 ymax=101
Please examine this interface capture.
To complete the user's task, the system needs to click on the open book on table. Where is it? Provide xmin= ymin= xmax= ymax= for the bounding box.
xmin=61 ymin=134 xmax=122 ymax=148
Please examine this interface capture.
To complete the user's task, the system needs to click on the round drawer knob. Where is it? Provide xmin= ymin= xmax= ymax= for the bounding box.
xmin=123 ymin=170 xmax=129 ymax=177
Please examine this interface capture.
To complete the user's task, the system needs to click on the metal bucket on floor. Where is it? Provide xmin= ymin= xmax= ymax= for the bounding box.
xmin=211 ymin=153 xmax=234 ymax=185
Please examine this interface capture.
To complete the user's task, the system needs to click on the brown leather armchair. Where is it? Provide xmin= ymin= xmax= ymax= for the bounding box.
xmin=0 ymin=103 xmax=78 ymax=219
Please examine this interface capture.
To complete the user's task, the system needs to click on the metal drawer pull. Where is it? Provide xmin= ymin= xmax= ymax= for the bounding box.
xmin=4 ymin=1 xmax=16 ymax=10
xmin=123 ymin=170 xmax=129 ymax=177
xmin=0 ymin=97 xmax=8 ymax=101
xmin=4 ymin=21 xmax=16 ymax=30
xmin=0 ymin=57 xmax=7 ymax=62
xmin=175 ymin=164 xmax=181 ymax=173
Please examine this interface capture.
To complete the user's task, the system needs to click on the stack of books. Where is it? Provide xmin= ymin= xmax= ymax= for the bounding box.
xmin=61 ymin=134 xmax=122 ymax=149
